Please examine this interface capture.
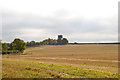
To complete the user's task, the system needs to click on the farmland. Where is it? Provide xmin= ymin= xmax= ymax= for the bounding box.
xmin=2 ymin=44 xmax=119 ymax=78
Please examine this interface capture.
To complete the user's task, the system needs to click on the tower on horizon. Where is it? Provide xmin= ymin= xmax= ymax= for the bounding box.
xmin=57 ymin=35 xmax=63 ymax=45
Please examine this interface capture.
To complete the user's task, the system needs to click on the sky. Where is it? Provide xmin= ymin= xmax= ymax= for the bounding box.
xmin=0 ymin=0 xmax=119 ymax=43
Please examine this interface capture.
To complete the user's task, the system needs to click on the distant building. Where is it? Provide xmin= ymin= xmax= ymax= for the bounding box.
xmin=58 ymin=35 xmax=63 ymax=39
xmin=57 ymin=35 xmax=63 ymax=45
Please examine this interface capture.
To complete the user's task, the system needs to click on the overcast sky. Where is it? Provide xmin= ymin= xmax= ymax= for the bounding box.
xmin=1 ymin=0 xmax=119 ymax=43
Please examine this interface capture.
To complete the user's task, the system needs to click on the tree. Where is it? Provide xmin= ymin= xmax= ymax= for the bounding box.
xmin=2 ymin=43 xmax=9 ymax=53
xmin=11 ymin=38 xmax=26 ymax=53
xmin=7 ymin=43 xmax=12 ymax=50
xmin=47 ymin=38 xmax=57 ymax=45
xmin=40 ymin=42 xmax=44 ymax=45
xmin=36 ymin=42 xmax=40 ymax=46
xmin=62 ymin=38 xmax=68 ymax=45
xmin=30 ymin=41 xmax=36 ymax=46
xmin=26 ymin=41 xmax=30 ymax=46
xmin=42 ymin=39 xmax=48 ymax=45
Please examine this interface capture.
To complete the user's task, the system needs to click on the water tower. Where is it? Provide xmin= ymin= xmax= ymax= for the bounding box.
xmin=57 ymin=35 xmax=63 ymax=45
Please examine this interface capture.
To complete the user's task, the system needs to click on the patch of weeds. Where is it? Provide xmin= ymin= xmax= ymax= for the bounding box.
xmin=32 ymin=68 xmax=42 ymax=72
xmin=49 ymin=64 xmax=54 ymax=67
xmin=25 ymin=66 xmax=31 ymax=70
xmin=49 ymin=72 xmax=61 ymax=78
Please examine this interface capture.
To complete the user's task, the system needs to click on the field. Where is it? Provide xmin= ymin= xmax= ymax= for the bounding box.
xmin=2 ymin=44 xmax=119 ymax=78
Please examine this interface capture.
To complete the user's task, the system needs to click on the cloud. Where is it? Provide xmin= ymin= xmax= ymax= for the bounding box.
xmin=18 ymin=28 xmax=56 ymax=41
xmin=2 ymin=11 xmax=117 ymax=43
xmin=68 ymin=33 xmax=118 ymax=42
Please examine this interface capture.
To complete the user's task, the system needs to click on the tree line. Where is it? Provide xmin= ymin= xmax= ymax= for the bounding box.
xmin=2 ymin=37 xmax=68 ymax=54
xmin=26 ymin=38 xmax=68 ymax=47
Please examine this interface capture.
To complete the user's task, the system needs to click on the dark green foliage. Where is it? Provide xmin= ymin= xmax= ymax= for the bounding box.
xmin=1 ymin=35 xmax=69 ymax=54
xmin=2 ymin=43 xmax=9 ymax=53
xmin=27 ymin=41 xmax=41 ymax=47
xmin=36 ymin=42 xmax=40 ymax=46
xmin=7 ymin=43 xmax=12 ymax=50
xmin=11 ymin=38 xmax=26 ymax=53
xmin=30 ymin=41 xmax=36 ymax=46
xmin=57 ymin=39 xmax=63 ymax=45
xmin=26 ymin=35 xmax=69 ymax=47
xmin=62 ymin=38 xmax=68 ymax=45
xmin=42 ymin=38 xmax=57 ymax=45
xmin=3 ymin=35 xmax=69 ymax=54
xmin=26 ymin=42 xmax=30 ymax=46
xmin=26 ymin=38 xmax=57 ymax=47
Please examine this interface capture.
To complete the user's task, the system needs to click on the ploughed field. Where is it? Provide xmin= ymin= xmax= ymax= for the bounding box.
xmin=2 ymin=44 xmax=119 ymax=78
